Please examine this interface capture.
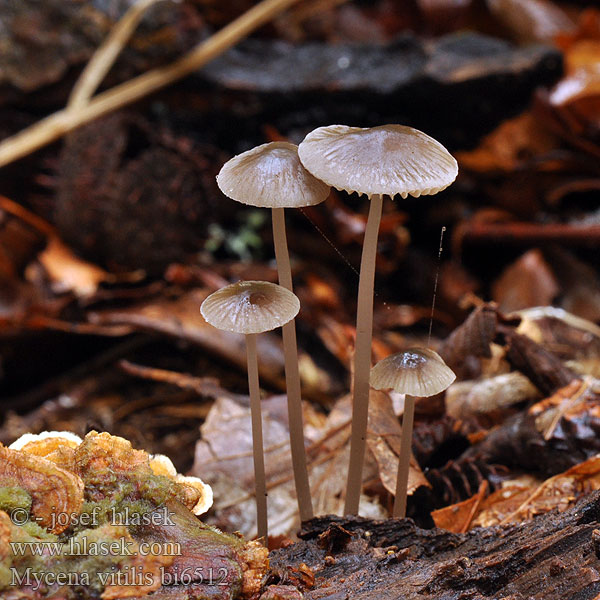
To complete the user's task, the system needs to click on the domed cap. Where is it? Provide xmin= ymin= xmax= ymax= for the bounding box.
xmin=370 ymin=348 xmax=456 ymax=397
xmin=217 ymin=141 xmax=331 ymax=209
xmin=201 ymin=280 xmax=300 ymax=334
xmin=298 ymin=124 xmax=458 ymax=199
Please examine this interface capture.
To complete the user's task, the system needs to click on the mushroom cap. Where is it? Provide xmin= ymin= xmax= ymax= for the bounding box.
xmin=298 ymin=124 xmax=458 ymax=199
xmin=370 ymin=348 xmax=456 ymax=397
xmin=201 ymin=280 xmax=300 ymax=334
xmin=217 ymin=141 xmax=330 ymax=208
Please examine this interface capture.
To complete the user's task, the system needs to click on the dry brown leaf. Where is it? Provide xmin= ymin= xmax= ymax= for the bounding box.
xmin=193 ymin=393 xmax=386 ymax=537
xmin=550 ymin=40 xmax=600 ymax=112
xmin=446 ymin=372 xmax=540 ymax=420
xmin=436 ymin=454 xmax=600 ymax=532
xmin=455 ymin=112 xmax=558 ymax=173
xmin=431 ymin=480 xmax=488 ymax=533
xmin=491 ymin=249 xmax=559 ymax=313
xmin=438 ymin=303 xmax=498 ymax=380
xmin=38 ymin=236 xmax=112 ymax=297
xmin=487 ymin=0 xmax=574 ymax=43
xmin=366 ymin=389 xmax=430 ymax=498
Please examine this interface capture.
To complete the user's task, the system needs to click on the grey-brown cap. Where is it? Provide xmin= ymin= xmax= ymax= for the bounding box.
xmin=217 ymin=141 xmax=330 ymax=209
xmin=201 ymin=280 xmax=300 ymax=334
xmin=298 ymin=124 xmax=458 ymax=199
xmin=370 ymin=348 xmax=456 ymax=397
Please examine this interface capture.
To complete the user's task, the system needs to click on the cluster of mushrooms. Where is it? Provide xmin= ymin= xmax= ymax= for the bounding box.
xmin=201 ymin=125 xmax=459 ymax=541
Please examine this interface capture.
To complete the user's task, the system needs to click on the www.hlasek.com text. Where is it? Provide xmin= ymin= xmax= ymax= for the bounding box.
xmin=10 ymin=536 xmax=181 ymax=558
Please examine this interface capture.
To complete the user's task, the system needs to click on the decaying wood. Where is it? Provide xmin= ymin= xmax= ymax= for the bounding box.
xmin=267 ymin=490 xmax=600 ymax=599
xmin=201 ymin=32 xmax=562 ymax=147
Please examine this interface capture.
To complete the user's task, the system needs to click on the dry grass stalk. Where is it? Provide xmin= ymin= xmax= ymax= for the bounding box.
xmin=0 ymin=0 xmax=304 ymax=168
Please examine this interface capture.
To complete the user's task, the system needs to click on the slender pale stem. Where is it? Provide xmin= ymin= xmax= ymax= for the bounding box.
xmin=344 ymin=193 xmax=384 ymax=515
xmin=271 ymin=207 xmax=314 ymax=522
xmin=393 ymin=394 xmax=416 ymax=518
xmin=246 ymin=333 xmax=268 ymax=542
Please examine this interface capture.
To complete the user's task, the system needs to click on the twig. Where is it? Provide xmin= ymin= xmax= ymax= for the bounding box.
xmin=0 ymin=0 xmax=304 ymax=168
xmin=543 ymin=377 xmax=589 ymax=441
xmin=460 ymin=222 xmax=600 ymax=247
xmin=68 ymin=0 xmax=165 ymax=109
xmin=460 ymin=480 xmax=488 ymax=534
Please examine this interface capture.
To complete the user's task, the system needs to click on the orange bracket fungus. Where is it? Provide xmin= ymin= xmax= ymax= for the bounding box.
xmin=1 ymin=430 xmax=265 ymax=599
xmin=201 ymin=280 xmax=300 ymax=541
xmin=299 ymin=124 xmax=458 ymax=515
xmin=217 ymin=141 xmax=330 ymax=522
xmin=0 ymin=443 xmax=84 ymax=534
xmin=370 ymin=348 xmax=456 ymax=518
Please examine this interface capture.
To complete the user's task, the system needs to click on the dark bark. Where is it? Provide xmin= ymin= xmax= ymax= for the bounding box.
xmin=266 ymin=492 xmax=600 ymax=599
xmin=202 ymin=33 xmax=562 ymax=150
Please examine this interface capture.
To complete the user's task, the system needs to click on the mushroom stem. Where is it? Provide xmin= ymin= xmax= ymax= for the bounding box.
xmin=245 ymin=332 xmax=268 ymax=542
xmin=344 ymin=193 xmax=384 ymax=515
xmin=271 ymin=207 xmax=314 ymax=522
xmin=393 ymin=394 xmax=416 ymax=518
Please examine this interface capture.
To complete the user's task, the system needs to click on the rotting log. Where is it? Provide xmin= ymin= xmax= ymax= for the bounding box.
xmin=266 ymin=491 xmax=600 ymax=599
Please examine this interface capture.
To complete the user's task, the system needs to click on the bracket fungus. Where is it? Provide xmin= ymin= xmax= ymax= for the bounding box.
xmin=0 ymin=431 xmax=265 ymax=599
xmin=299 ymin=124 xmax=458 ymax=515
xmin=149 ymin=453 xmax=213 ymax=516
xmin=217 ymin=142 xmax=330 ymax=522
xmin=370 ymin=348 xmax=456 ymax=518
xmin=201 ymin=280 xmax=300 ymax=541
xmin=0 ymin=443 xmax=84 ymax=534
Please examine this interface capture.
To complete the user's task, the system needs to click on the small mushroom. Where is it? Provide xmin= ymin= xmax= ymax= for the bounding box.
xmin=370 ymin=348 xmax=456 ymax=518
xmin=201 ymin=280 xmax=300 ymax=541
xmin=217 ymin=142 xmax=329 ymax=522
xmin=299 ymin=124 xmax=458 ymax=515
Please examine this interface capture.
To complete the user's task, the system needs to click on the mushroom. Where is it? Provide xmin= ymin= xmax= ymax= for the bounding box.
xmin=370 ymin=348 xmax=456 ymax=518
xmin=201 ymin=280 xmax=300 ymax=541
xmin=217 ymin=141 xmax=330 ymax=522
xmin=298 ymin=124 xmax=458 ymax=515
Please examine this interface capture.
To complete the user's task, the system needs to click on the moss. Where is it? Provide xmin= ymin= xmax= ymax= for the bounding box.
xmin=3 ymin=432 xmax=245 ymax=599
xmin=0 ymin=565 xmax=11 ymax=588
xmin=0 ymin=486 xmax=32 ymax=513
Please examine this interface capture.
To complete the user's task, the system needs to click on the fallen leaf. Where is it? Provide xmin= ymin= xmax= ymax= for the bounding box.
xmin=456 ymin=112 xmax=558 ymax=173
xmin=367 ymin=389 xmax=430 ymax=498
xmin=491 ymin=249 xmax=559 ymax=312
xmin=487 ymin=0 xmax=574 ymax=43
xmin=431 ymin=480 xmax=488 ymax=532
xmin=39 ymin=236 xmax=112 ymax=297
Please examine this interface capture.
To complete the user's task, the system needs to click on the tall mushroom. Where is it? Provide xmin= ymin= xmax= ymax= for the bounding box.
xmin=217 ymin=142 xmax=330 ymax=522
xmin=298 ymin=124 xmax=458 ymax=515
xmin=201 ymin=280 xmax=300 ymax=542
xmin=370 ymin=348 xmax=456 ymax=518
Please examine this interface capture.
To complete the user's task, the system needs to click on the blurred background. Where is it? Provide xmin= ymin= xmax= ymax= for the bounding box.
xmin=0 ymin=0 xmax=599 ymax=537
